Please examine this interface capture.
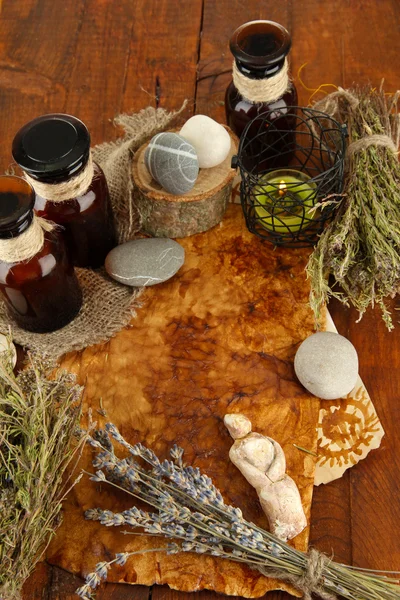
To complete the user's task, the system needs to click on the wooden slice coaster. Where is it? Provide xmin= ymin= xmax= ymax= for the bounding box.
xmin=132 ymin=127 xmax=239 ymax=238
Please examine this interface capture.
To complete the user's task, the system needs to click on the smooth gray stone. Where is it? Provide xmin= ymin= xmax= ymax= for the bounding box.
xmin=105 ymin=238 xmax=185 ymax=287
xmin=294 ymin=331 xmax=359 ymax=400
xmin=144 ymin=132 xmax=199 ymax=195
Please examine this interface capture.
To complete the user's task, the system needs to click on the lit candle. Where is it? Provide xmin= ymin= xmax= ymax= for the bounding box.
xmin=253 ymin=169 xmax=317 ymax=233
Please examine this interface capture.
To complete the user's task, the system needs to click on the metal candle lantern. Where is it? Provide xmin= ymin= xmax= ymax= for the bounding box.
xmin=232 ymin=107 xmax=347 ymax=247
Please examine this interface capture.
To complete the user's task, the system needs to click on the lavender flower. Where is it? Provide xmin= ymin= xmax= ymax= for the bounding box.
xmin=167 ymin=543 xmax=180 ymax=554
xmin=182 ymin=541 xmax=195 ymax=551
xmin=87 ymin=437 xmax=102 ymax=449
xmin=146 ymin=522 xmax=164 ymax=534
xmin=104 ymin=423 xmax=126 ymax=445
xmin=90 ymin=470 xmax=106 ymax=483
xmin=95 ymin=561 xmax=111 ymax=580
xmin=229 ymin=507 xmax=243 ymax=521
xmin=76 ymin=583 xmax=93 ymax=599
xmin=115 ymin=552 xmax=130 ymax=566
xmin=193 ymin=543 xmax=208 ymax=554
xmin=98 ymin=509 xmax=117 ymax=526
xmin=170 ymin=444 xmax=184 ymax=467
xmin=85 ymin=572 xmax=101 ymax=587
xmin=84 ymin=508 xmax=102 ymax=521
xmin=93 ymin=428 xmax=113 ymax=452
xmin=92 ymin=451 xmax=113 ymax=469
xmin=78 ymin=424 xmax=400 ymax=600
xmin=122 ymin=506 xmax=150 ymax=526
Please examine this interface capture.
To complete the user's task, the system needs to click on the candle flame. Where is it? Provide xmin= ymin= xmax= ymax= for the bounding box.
xmin=278 ymin=180 xmax=287 ymax=197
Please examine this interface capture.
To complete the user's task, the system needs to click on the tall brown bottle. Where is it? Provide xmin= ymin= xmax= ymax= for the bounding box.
xmin=0 ymin=176 xmax=82 ymax=333
xmin=226 ymin=21 xmax=297 ymax=170
xmin=12 ymin=114 xmax=116 ymax=269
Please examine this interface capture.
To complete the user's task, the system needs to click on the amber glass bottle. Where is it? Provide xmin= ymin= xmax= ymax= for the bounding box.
xmin=0 ymin=176 xmax=82 ymax=333
xmin=12 ymin=114 xmax=116 ymax=269
xmin=226 ymin=21 xmax=297 ymax=170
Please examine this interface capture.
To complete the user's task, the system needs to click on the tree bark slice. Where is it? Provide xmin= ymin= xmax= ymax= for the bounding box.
xmin=132 ymin=128 xmax=238 ymax=237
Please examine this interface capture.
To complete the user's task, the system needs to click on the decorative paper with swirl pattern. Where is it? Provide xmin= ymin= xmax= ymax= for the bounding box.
xmin=314 ymin=311 xmax=384 ymax=485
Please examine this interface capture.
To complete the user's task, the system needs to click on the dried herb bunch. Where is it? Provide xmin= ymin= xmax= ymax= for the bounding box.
xmin=0 ymin=350 xmax=85 ymax=600
xmin=78 ymin=424 xmax=400 ymax=600
xmin=307 ymin=86 xmax=400 ymax=329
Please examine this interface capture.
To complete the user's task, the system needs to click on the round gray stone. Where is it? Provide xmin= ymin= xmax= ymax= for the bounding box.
xmin=294 ymin=331 xmax=359 ymax=400
xmin=105 ymin=238 xmax=185 ymax=287
xmin=144 ymin=132 xmax=199 ymax=195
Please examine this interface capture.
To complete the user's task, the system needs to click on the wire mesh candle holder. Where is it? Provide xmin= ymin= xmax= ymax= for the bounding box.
xmin=232 ymin=107 xmax=347 ymax=247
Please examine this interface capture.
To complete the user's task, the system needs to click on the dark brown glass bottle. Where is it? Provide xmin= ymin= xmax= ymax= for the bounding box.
xmin=0 ymin=176 xmax=82 ymax=333
xmin=12 ymin=114 xmax=116 ymax=269
xmin=226 ymin=21 xmax=297 ymax=169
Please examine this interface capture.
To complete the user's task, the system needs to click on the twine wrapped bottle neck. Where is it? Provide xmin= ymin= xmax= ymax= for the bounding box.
xmin=0 ymin=216 xmax=54 ymax=263
xmin=232 ymin=58 xmax=291 ymax=104
xmin=24 ymin=153 xmax=94 ymax=202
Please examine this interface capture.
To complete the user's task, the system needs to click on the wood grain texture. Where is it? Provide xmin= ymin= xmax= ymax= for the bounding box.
xmin=22 ymin=562 xmax=150 ymax=600
xmin=0 ymin=0 xmax=394 ymax=598
xmin=120 ymin=0 xmax=203 ymax=115
xmin=343 ymin=304 xmax=400 ymax=571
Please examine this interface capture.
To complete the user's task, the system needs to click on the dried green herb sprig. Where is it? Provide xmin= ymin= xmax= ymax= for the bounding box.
xmin=0 ymin=348 xmax=86 ymax=600
xmin=307 ymin=86 xmax=400 ymax=330
xmin=78 ymin=424 xmax=400 ymax=600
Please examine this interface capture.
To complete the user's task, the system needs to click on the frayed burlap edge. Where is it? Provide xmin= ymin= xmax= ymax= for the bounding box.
xmin=0 ymin=269 xmax=143 ymax=360
xmin=93 ymin=101 xmax=188 ymax=241
xmin=0 ymin=102 xmax=188 ymax=360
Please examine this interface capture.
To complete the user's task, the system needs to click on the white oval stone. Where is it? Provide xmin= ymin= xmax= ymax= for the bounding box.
xmin=294 ymin=331 xmax=358 ymax=400
xmin=105 ymin=238 xmax=185 ymax=287
xmin=180 ymin=115 xmax=231 ymax=168
xmin=144 ymin=132 xmax=199 ymax=195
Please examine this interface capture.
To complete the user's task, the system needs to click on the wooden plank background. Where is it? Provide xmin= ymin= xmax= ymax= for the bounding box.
xmin=0 ymin=0 xmax=397 ymax=598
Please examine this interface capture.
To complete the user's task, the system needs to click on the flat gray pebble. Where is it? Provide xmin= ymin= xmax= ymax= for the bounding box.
xmin=105 ymin=238 xmax=185 ymax=287
xmin=144 ymin=132 xmax=199 ymax=195
xmin=294 ymin=331 xmax=359 ymax=400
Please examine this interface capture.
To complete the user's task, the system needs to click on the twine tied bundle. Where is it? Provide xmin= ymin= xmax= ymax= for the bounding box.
xmin=78 ymin=430 xmax=400 ymax=600
xmin=307 ymin=84 xmax=400 ymax=329
xmin=313 ymin=87 xmax=400 ymax=158
xmin=0 ymin=216 xmax=54 ymax=263
xmin=347 ymin=133 xmax=398 ymax=156
xmin=258 ymin=548 xmax=337 ymax=600
xmin=24 ymin=154 xmax=95 ymax=202
xmin=232 ymin=59 xmax=291 ymax=104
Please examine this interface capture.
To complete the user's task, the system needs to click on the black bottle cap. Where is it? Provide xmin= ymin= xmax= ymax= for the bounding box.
xmin=230 ymin=20 xmax=291 ymax=79
xmin=0 ymin=176 xmax=35 ymax=239
xmin=12 ymin=114 xmax=91 ymax=183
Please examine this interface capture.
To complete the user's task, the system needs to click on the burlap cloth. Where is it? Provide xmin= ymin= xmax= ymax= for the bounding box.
xmin=0 ymin=104 xmax=187 ymax=359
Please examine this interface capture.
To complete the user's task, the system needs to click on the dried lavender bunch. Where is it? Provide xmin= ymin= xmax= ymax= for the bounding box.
xmin=77 ymin=423 xmax=400 ymax=600
xmin=307 ymin=85 xmax=400 ymax=330
xmin=0 ymin=347 xmax=86 ymax=600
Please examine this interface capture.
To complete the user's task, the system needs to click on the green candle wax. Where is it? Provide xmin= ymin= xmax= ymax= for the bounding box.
xmin=254 ymin=170 xmax=317 ymax=233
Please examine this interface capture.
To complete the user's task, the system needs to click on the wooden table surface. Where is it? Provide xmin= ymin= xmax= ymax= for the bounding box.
xmin=0 ymin=0 xmax=398 ymax=598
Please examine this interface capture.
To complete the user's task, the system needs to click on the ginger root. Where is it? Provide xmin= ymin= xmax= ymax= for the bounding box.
xmin=224 ymin=413 xmax=307 ymax=541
